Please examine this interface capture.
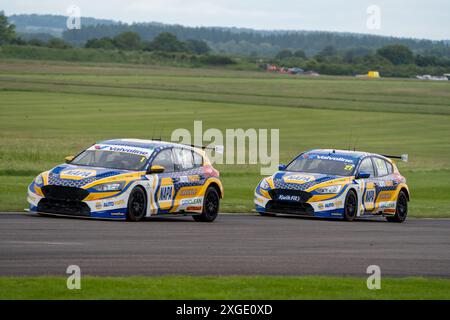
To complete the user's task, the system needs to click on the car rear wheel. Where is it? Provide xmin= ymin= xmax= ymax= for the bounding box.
xmin=386 ymin=191 xmax=408 ymax=223
xmin=343 ymin=190 xmax=357 ymax=221
xmin=193 ymin=186 xmax=219 ymax=222
xmin=126 ymin=187 xmax=147 ymax=222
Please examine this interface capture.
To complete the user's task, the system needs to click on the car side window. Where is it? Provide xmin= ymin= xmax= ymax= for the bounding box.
xmin=173 ymin=148 xmax=194 ymax=171
xmin=386 ymin=161 xmax=394 ymax=175
xmin=193 ymin=151 xmax=203 ymax=168
xmin=152 ymin=149 xmax=175 ymax=173
xmin=358 ymin=158 xmax=375 ymax=177
xmin=374 ymin=157 xmax=388 ymax=177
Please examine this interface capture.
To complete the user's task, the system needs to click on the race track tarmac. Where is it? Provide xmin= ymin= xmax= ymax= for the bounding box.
xmin=0 ymin=213 xmax=449 ymax=277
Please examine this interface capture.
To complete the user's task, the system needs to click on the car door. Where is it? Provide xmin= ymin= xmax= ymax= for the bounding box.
xmin=357 ymin=157 xmax=377 ymax=214
xmin=172 ymin=148 xmax=206 ymax=211
xmin=151 ymin=148 xmax=176 ymax=213
xmin=372 ymin=157 xmax=397 ymax=212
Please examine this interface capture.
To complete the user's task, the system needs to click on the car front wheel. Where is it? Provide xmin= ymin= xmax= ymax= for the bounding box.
xmin=126 ymin=187 xmax=147 ymax=222
xmin=343 ymin=190 xmax=357 ymax=221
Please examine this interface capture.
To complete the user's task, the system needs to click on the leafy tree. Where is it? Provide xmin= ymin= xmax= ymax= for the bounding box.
xmin=0 ymin=12 xmax=16 ymax=45
xmin=275 ymin=49 xmax=293 ymax=59
xmin=47 ymin=38 xmax=72 ymax=49
xmin=27 ymin=38 xmax=45 ymax=47
xmin=199 ymin=55 xmax=235 ymax=65
xmin=145 ymin=32 xmax=185 ymax=52
xmin=377 ymin=45 xmax=414 ymax=65
xmin=343 ymin=47 xmax=372 ymax=63
xmin=185 ymin=39 xmax=210 ymax=54
xmin=113 ymin=32 xmax=142 ymax=50
xmin=85 ymin=37 xmax=115 ymax=49
xmin=415 ymin=54 xmax=438 ymax=67
xmin=314 ymin=45 xmax=340 ymax=63
xmin=318 ymin=45 xmax=337 ymax=57
xmin=293 ymin=49 xmax=306 ymax=59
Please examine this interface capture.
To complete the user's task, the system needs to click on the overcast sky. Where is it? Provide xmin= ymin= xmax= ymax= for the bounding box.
xmin=2 ymin=0 xmax=449 ymax=40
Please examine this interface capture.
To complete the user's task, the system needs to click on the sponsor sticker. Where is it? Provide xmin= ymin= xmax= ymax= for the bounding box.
xmin=278 ymin=194 xmax=302 ymax=202
xmin=179 ymin=176 xmax=189 ymax=183
xmin=114 ymin=200 xmax=125 ymax=206
xmin=103 ymin=201 xmax=115 ymax=208
xmin=283 ymin=174 xmax=315 ymax=184
xmin=316 ymin=155 xmax=355 ymax=163
xmin=159 ymin=185 xmax=174 ymax=201
xmin=188 ymin=175 xmax=201 ymax=182
xmin=180 ymin=198 xmax=203 ymax=206
xmin=379 ymin=202 xmax=396 ymax=209
xmin=186 ymin=206 xmax=202 ymax=211
xmin=365 ymin=190 xmax=375 ymax=202
xmin=61 ymin=169 xmax=96 ymax=180
xmin=180 ymin=189 xmax=197 ymax=196
xmin=90 ymin=144 xmax=152 ymax=157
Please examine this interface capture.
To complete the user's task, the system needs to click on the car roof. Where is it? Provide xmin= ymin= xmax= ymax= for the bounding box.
xmin=98 ymin=138 xmax=196 ymax=151
xmin=304 ymin=149 xmax=388 ymax=161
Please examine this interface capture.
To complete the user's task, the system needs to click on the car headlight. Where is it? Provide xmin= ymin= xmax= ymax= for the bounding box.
xmin=315 ymin=185 xmax=342 ymax=194
xmin=92 ymin=181 xmax=125 ymax=192
xmin=260 ymin=179 xmax=270 ymax=190
xmin=35 ymin=174 xmax=43 ymax=185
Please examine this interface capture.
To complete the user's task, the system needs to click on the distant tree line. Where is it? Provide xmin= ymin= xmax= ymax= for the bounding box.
xmin=6 ymin=14 xmax=450 ymax=59
xmin=61 ymin=21 xmax=450 ymax=58
xmin=0 ymin=13 xmax=235 ymax=66
xmin=1 ymin=13 xmax=449 ymax=76
xmin=85 ymin=31 xmax=211 ymax=55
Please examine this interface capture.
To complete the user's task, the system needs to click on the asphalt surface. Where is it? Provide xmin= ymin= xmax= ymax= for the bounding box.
xmin=0 ymin=213 xmax=449 ymax=277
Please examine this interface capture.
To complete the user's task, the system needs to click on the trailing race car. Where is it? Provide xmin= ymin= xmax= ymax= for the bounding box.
xmin=27 ymin=139 xmax=223 ymax=222
xmin=254 ymin=149 xmax=410 ymax=222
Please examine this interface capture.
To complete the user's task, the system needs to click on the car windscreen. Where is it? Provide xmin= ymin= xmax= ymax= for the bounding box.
xmin=286 ymin=155 xmax=356 ymax=176
xmin=71 ymin=146 xmax=153 ymax=171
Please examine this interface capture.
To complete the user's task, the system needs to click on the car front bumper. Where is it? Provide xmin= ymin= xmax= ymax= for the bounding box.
xmin=27 ymin=185 xmax=128 ymax=220
xmin=254 ymin=191 xmax=346 ymax=218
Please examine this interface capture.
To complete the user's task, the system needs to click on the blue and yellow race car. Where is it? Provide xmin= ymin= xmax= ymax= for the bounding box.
xmin=27 ymin=139 xmax=223 ymax=222
xmin=254 ymin=149 xmax=409 ymax=222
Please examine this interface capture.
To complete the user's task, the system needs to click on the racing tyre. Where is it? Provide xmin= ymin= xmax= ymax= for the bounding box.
xmin=258 ymin=211 xmax=275 ymax=217
xmin=386 ymin=191 xmax=408 ymax=223
xmin=193 ymin=186 xmax=219 ymax=222
xmin=343 ymin=190 xmax=357 ymax=222
xmin=126 ymin=187 xmax=147 ymax=222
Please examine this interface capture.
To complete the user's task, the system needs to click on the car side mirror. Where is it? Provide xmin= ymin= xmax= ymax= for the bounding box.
xmin=147 ymin=165 xmax=165 ymax=174
xmin=278 ymin=164 xmax=287 ymax=171
xmin=356 ymin=171 xmax=371 ymax=179
xmin=65 ymin=155 xmax=74 ymax=163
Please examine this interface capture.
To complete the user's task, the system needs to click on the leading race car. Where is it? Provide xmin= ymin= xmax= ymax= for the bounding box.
xmin=254 ymin=149 xmax=410 ymax=222
xmin=27 ymin=139 xmax=223 ymax=222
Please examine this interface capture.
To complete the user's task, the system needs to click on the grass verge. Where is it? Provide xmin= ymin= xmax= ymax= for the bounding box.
xmin=1 ymin=276 xmax=450 ymax=300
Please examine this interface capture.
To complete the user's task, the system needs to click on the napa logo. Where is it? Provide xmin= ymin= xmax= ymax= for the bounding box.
xmin=283 ymin=174 xmax=315 ymax=184
xmin=60 ymin=169 xmax=96 ymax=180
xmin=159 ymin=185 xmax=174 ymax=201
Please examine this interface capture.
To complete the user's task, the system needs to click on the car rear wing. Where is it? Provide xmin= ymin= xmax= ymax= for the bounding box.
xmin=382 ymin=154 xmax=409 ymax=162
xmin=184 ymin=144 xmax=224 ymax=154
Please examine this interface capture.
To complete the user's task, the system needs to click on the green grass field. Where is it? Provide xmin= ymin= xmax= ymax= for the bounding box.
xmin=0 ymin=59 xmax=449 ymax=216
xmin=1 ymin=276 xmax=449 ymax=300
